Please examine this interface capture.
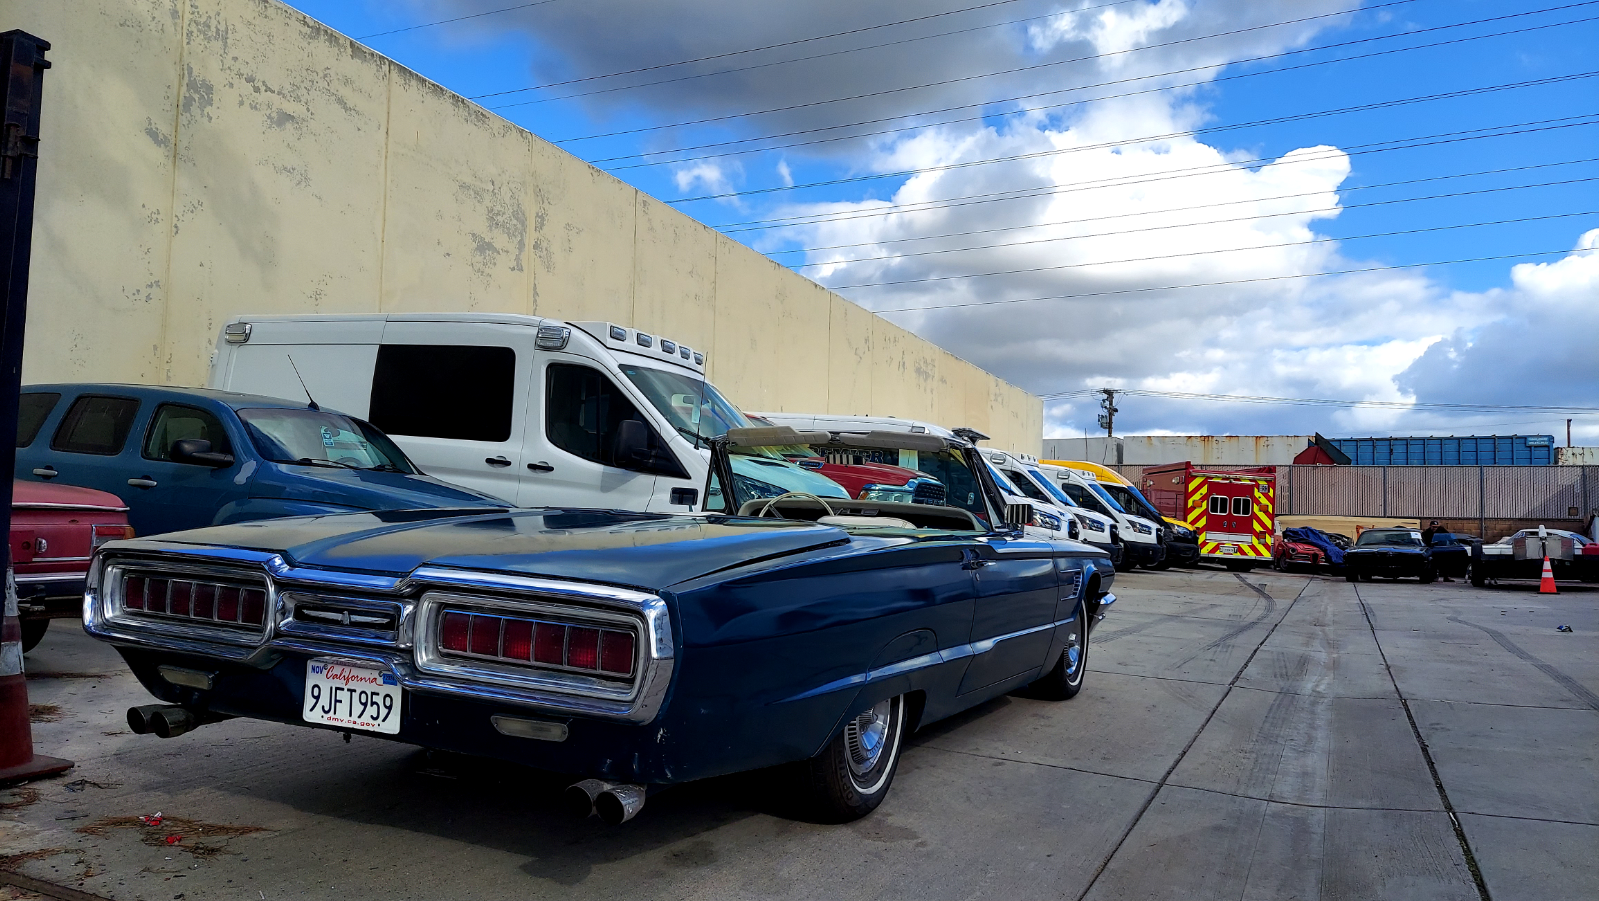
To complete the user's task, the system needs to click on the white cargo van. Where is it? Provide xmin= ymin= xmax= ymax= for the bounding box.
xmin=979 ymin=449 xmax=1122 ymax=565
xmin=208 ymin=314 xmax=838 ymax=511
xmin=751 ymin=412 xmax=1087 ymax=545
xmin=1037 ymin=462 xmax=1165 ymax=570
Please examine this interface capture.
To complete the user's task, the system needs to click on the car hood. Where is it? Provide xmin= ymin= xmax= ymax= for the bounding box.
xmin=1347 ymin=545 xmax=1425 ymax=554
xmin=149 ymin=509 xmax=849 ymax=591
xmin=731 ymin=455 xmax=849 ymax=498
xmin=275 ymin=465 xmax=507 ymax=510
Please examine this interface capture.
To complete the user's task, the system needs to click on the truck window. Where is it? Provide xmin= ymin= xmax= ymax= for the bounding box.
xmin=369 ymin=345 xmax=515 ymax=442
xmin=51 ymin=395 xmax=140 ymax=456
xmin=143 ymin=404 xmax=233 ymax=462
xmin=17 ymin=392 xmax=59 ymax=447
xmin=547 ymin=363 xmax=681 ymax=476
xmin=1002 ymin=468 xmax=1051 ymax=504
xmin=1208 ymin=495 xmax=1228 ymax=515
xmin=1232 ymin=496 xmax=1252 ymax=517
xmin=1062 ymin=482 xmax=1110 ymax=516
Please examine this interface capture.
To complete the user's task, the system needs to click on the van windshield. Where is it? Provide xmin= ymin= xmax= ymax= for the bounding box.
xmin=1088 ymin=482 xmax=1128 ymax=514
xmin=619 ymin=365 xmax=750 ymax=446
xmin=237 ymin=408 xmax=415 ymax=472
xmin=1026 ymin=468 xmax=1078 ymax=508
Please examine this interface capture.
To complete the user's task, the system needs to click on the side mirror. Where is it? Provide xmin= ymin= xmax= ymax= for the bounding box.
xmin=1067 ymin=517 xmax=1080 ymax=540
xmin=612 ymin=420 xmax=655 ymax=471
xmin=1004 ymin=502 xmax=1033 ymax=532
xmin=171 ymin=438 xmax=234 ymax=469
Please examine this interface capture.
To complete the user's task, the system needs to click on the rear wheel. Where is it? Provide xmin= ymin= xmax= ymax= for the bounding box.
xmin=1031 ymin=597 xmax=1089 ymax=701
xmin=1345 ymin=569 xmax=1360 ymax=583
xmin=19 ymin=619 xmax=48 ymax=653
xmin=798 ymin=694 xmax=906 ymax=822
xmin=1419 ymin=566 xmax=1437 ymax=584
xmin=1470 ymin=566 xmax=1486 ymax=588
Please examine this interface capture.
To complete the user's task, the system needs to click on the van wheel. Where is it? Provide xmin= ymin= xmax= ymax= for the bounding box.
xmin=19 ymin=619 xmax=48 ymax=653
xmin=1031 ymin=598 xmax=1089 ymax=701
xmin=798 ymin=695 xmax=906 ymax=822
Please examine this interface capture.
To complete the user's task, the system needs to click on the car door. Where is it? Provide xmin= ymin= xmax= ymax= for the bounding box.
xmin=32 ymin=393 xmax=145 ymax=501
xmin=366 ymin=322 xmax=528 ymax=503
xmin=515 ymin=356 xmax=670 ymax=511
xmin=957 ymin=534 xmax=1060 ymax=695
xmin=126 ymin=402 xmax=245 ymax=536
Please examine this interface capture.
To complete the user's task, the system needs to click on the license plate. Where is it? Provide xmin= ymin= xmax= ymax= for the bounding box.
xmin=303 ymin=659 xmax=401 ymax=734
xmin=1220 ymin=545 xmax=1237 ymax=555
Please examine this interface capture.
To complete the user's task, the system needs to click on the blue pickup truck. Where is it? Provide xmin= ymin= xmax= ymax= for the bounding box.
xmin=16 ymin=385 xmax=504 ymax=537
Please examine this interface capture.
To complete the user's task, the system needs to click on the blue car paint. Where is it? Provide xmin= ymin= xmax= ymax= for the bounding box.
xmin=90 ymin=507 xmax=1114 ymax=787
xmin=15 ymin=385 xmax=504 ymax=537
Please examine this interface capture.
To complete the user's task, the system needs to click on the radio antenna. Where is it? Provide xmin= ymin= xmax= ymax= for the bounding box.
xmin=286 ymin=355 xmax=320 ymax=411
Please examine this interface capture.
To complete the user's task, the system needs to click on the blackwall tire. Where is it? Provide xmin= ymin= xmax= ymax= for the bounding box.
xmin=1031 ymin=597 xmax=1089 ymax=701
xmin=800 ymin=695 xmax=906 ymax=823
xmin=20 ymin=619 xmax=49 ymax=653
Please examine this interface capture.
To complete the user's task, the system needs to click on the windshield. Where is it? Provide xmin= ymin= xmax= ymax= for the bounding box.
xmin=1088 ymin=481 xmax=1128 ymax=514
xmin=716 ymin=435 xmax=993 ymax=531
xmin=1001 ymin=467 xmax=1053 ymax=505
xmin=1102 ymin=482 xmax=1161 ymax=521
xmin=620 ymin=364 xmax=750 ymax=444
xmin=237 ymin=408 xmax=415 ymax=472
xmin=1356 ymin=530 xmax=1423 ymax=547
xmin=1028 ymin=469 xmax=1079 ymax=508
xmin=1061 ymin=481 xmax=1113 ymax=517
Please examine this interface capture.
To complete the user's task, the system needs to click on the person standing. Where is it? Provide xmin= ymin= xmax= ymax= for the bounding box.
xmin=1421 ymin=520 xmax=1453 ymax=581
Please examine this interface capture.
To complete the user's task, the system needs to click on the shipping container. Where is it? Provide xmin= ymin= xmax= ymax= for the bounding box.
xmin=1327 ymin=435 xmax=1555 ymax=466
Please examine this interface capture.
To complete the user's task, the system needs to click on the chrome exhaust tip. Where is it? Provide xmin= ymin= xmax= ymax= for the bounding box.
xmin=594 ymin=784 xmax=647 ymax=825
xmin=563 ymin=778 xmax=610 ymax=819
xmin=126 ymin=705 xmax=204 ymax=738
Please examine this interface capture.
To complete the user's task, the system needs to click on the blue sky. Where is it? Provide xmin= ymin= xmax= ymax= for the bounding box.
xmin=279 ymin=0 xmax=1599 ymax=441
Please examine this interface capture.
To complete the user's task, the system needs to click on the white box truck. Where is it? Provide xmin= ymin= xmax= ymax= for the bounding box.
xmin=207 ymin=314 xmax=840 ymax=511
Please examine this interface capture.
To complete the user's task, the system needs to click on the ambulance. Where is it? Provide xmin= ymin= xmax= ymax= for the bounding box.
xmin=1139 ymin=463 xmax=1275 ymax=571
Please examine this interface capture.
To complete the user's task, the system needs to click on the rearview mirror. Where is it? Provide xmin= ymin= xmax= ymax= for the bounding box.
xmin=172 ymin=438 xmax=234 ymax=469
xmin=1005 ymin=502 xmax=1033 ymax=532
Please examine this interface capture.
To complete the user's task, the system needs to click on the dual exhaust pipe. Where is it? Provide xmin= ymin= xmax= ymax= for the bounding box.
xmin=126 ymin=704 xmax=229 ymax=738
xmin=563 ymin=778 xmax=647 ymax=825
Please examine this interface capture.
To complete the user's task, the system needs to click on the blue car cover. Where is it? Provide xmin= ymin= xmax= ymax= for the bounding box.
xmin=1282 ymin=527 xmax=1345 ymax=565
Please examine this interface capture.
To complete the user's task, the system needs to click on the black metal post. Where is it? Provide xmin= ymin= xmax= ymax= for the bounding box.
xmin=0 ymin=31 xmax=51 ymax=549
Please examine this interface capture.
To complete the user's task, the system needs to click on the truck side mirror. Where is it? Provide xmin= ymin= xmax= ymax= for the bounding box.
xmin=612 ymin=420 xmax=655 ymax=471
xmin=1005 ymin=502 xmax=1033 ymax=532
xmin=171 ymin=438 xmax=234 ymax=469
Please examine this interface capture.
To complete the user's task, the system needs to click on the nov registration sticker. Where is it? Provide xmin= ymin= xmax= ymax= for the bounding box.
xmin=303 ymin=659 xmax=402 ymax=735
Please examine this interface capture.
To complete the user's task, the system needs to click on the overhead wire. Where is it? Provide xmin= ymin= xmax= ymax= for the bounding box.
xmin=823 ymin=210 xmax=1599 ymax=290
xmin=590 ymin=3 xmax=1599 ymax=166
xmin=1037 ymin=388 xmax=1599 ymax=414
xmin=711 ymin=113 xmax=1599 ymax=233
xmin=357 ymin=0 xmax=563 ymax=40
xmin=766 ymin=158 xmax=1599 ymax=258
xmin=864 ymin=245 xmax=1594 ymax=314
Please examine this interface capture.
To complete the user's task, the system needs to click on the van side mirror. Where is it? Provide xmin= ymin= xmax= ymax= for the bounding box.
xmin=171 ymin=438 xmax=234 ymax=469
xmin=613 ymin=420 xmax=655 ymax=471
xmin=1005 ymin=502 xmax=1033 ymax=532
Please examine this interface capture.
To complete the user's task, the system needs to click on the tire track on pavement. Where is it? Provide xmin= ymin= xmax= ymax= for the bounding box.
xmin=1446 ymin=615 xmax=1599 ymax=710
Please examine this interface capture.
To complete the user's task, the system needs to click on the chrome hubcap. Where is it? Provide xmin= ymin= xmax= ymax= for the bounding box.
xmin=1065 ymin=634 xmax=1082 ymax=676
xmin=845 ymin=699 xmax=894 ymax=777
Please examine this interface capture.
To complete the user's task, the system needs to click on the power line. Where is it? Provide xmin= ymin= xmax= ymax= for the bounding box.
xmin=1039 ymin=388 xmax=1599 ymax=415
xmin=512 ymin=0 xmax=1423 ymax=120
xmin=767 ymin=159 xmax=1599 ymax=258
xmin=356 ymin=0 xmax=563 ymax=41
xmin=824 ymin=210 xmax=1598 ymax=290
xmin=471 ymin=0 xmax=1106 ymax=101
xmin=591 ymin=4 xmax=1599 ymax=166
xmin=787 ymin=176 xmax=1599 ymax=269
xmin=661 ymin=70 xmax=1599 ymax=204
xmin=866 ymin=245 xmax=1592 ymax=314
xmin=710 ymin=113 xmax=1599 ymax=233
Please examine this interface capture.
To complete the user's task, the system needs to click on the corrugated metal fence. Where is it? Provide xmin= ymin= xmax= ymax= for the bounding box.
xmin=1115 ymin=465 xmax=1599 ymax=524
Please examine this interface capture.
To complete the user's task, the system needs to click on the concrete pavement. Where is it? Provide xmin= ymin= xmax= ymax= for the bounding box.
xmin=2 ymin=569 xmax=1593 ymax=900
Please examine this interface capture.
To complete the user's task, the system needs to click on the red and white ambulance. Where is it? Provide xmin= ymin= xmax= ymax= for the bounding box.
xmin=1140 ymin=463 xmax=1275 ymax=571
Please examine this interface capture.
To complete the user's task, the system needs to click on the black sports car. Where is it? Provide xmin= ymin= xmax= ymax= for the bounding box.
xmin=1343 ymin=528 xmax=1440 ymax=583
xmin=1427 ymin=532 xmax=1472 ymax=579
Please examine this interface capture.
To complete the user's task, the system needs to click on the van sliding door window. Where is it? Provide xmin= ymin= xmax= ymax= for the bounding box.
xmin=369 ymin=345 xmax=515 ymax=442
xmin=546 ymin=363 xmax=685 ymax=477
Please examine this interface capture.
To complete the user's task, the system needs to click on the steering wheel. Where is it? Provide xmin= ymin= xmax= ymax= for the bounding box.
xmin=756 ymin=491 xmax=836 ymax=519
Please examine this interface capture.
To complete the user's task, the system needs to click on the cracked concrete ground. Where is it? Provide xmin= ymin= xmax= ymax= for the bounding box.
xmin=2 ymin=568 xmax=1593 ymax=900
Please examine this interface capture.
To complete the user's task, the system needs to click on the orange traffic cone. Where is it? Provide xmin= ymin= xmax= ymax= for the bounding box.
xmin=1 ymin=572 xmax=73 ymax=786
xmin=1538 ymin=556 xmax=1558 ymax=595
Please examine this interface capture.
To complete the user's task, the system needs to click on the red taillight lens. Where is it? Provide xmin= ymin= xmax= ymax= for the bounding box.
xmin=533 ymin=622 xmax=566 ymax=665
xmin=440 ymin=612 xmax=470 ymax=653
xmin=216 ymin=586 xmax=240 ymax=622
xmin=240 ymin=588 xmax=267 ymax=626
xmin=600 ymin=631 xmax=636 ymax=676
xmin=470 ymin=615 xmax=501 ymax=656
xmin=124 ymin=575 xmax=146 ymax=610
xmin=92 ymin=523 xmax=136 ymax=549
xmin=502 ymin=619 xmax=533 ymax=661
xmin=567 ymin=627 xmax=600 ymax=670
xmin=169 ymin=581 xmax=193 ymax=617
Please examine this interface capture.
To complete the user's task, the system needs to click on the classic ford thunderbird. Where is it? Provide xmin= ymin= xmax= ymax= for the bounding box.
xmin=84 ymin=427 xmax=1114 ymax=823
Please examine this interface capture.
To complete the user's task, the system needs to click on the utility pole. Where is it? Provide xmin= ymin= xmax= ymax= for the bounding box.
xmin=1097 ymin=388 xmax=1118 ymax=438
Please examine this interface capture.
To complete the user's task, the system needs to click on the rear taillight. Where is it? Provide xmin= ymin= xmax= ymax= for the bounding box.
xmin=121 ymin=573 xmax=268 ymax=629
xmin=438 ymin=610 xmax=637 ymax=677
xmin=92 ymin=524 xmax=136 ymax=549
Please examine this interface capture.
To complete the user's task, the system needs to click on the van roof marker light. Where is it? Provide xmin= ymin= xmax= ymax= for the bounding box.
xmin=661 ymin=339 xmax=677 ymax=355
xmin=637 ymin=333 xmax=653 ymax=348
xmin=536 ymin=325 xmax=571 ymax=351
xmin=224 ymin=322 xmax=252 ymax=344
xmin=609 ymin=325 xmax=627 ymax=341
xmin=693 ymin=353 xmax=704 ymax=365
xmin=680 ymin=346 xmax=691 ymax=360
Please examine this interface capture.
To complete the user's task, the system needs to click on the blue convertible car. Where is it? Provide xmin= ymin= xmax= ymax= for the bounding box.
xmin=84 ymin=426 xmax=1115 ymax=823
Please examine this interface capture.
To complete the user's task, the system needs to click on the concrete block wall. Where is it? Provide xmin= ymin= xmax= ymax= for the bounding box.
xmin=10 ymin=0 xmax=1043 ymax=452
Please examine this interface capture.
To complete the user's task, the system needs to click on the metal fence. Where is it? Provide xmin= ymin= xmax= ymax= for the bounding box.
xmin=1115 ymin=464 xmax=1599 ymax=526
